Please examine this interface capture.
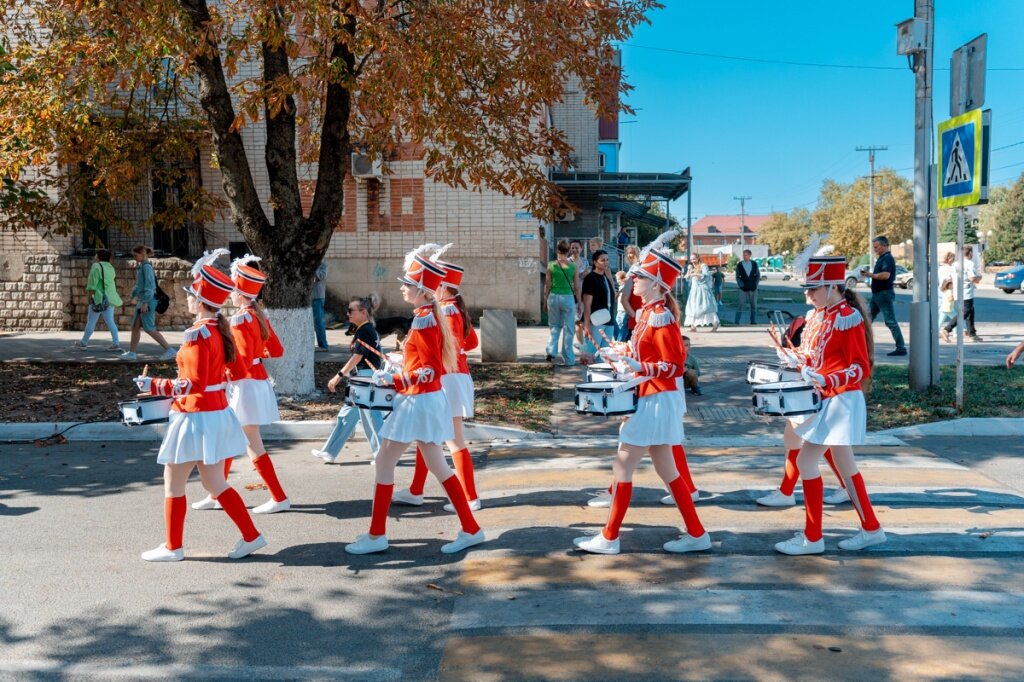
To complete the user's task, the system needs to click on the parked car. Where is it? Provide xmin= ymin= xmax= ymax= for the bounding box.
xmin=846 ymin=264 xmax=909 ymax=289
xmin=994 ymin=264 xmax=1024 ymax=294
xmin=759 ymin=266 xmax=792 ymax=281
xmin=895 ymin=267 xmax=913 ymax=289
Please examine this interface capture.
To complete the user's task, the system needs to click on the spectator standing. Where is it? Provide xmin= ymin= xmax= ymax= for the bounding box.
xmin=613 ymin=270 xmax=628 ymax=340
xmin=711 ymin=266 xmax=725 ymax=304
xmin=73 ymin=249 xmax=122 ymax=351
xmin=616 ymin=245 xmax=642 ymax=342
xmin=938 ymin=278 xmax=956 ymax=331
xmin=734 ymin=249 xmax=760 ymax=325
xmin=569 ymin=239 xmax=586 ymax=347
xmin=120 ymin=245 xmax=176 ymax=361
xmin=939 ymin=245 xmax=983 ymax=343
xmin=861 ymin=236 xmax=907 ymax=356
xmin=683 ymin=255 xmax=719 ymax=331
xmin=312 ymin=260 xmax=329 ymax=352
xmin=581 ymin=249 xmax=615 ymax=362
xmin=616 ymin=227 xmax=630 ymax=250
xmin=543 ymin=240 xmax=578 ymax=366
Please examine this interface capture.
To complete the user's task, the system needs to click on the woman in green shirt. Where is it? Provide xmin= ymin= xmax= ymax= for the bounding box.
xmin=543 ymin=240 xmax=578 ymax=366
xmin=72 ymin=249 xmax=123 ymax=350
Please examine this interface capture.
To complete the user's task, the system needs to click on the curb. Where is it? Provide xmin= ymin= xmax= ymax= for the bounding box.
xmin=879 ymin=417 xmax=1024 ymax=438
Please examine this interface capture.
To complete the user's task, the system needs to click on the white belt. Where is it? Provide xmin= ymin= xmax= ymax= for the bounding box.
xmin=204 ymin=383 xmax=227 ymax=392
xmin=252 ymin=358 xmax=262 ymax=366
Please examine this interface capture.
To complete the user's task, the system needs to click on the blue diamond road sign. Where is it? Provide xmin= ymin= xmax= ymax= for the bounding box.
xmin=938 ymin=108 xmax=983 ymax=209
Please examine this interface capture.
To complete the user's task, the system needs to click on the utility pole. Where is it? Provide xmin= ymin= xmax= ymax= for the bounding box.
xmin=734 ymin=195 xmax=751 ymax=249
xmin=856 ymin=145 xmax=887 ymax=269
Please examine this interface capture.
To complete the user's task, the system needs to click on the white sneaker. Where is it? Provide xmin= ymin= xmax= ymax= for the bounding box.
xmin=443 ymin=498 xmax=482 ymax=513
xmin=253 ymin=498 xmax=290 ymax=514
xmin=311 ymin=448 xmax=337 ymax=464
xmin=392 ymin=489 xmax=424 ymax=506
xmin=191 ymin=495 xmax=222 ymax=511
xmin=756 ymin=489 xmax=796 ymax=507
xmin=824 ymin=488 xmax=851 ymax=505
xmin=663 ymin=532 xmax=712 ymax=554
xmin=228 ymin=533 xmax=267 ymax=559
xmin=345 ymin=533 xmax=389 ymax=554
xmin=119 ymin=351 xmax=138 ymax=361
xmin=838 ymin=528 xmax=886 ymax=551
xmin=141 ymin=543 xmax=184 ymax=562
xmin=660 ymin=490 xmax=700 ymax=505
xmin=71 ymin=341 xmax=88 ymax=350
xmin=774 ymin=532 xmax=824 ymax=556
xmin=158 ymin=347 xmax=178 ymax=361
xmin=441 ymin=529 xmax=486 ymax=554
xmin=587 ymin=491 xmax=612 ymax=508
xmin=573 ymin=533 xmax=620 ymax=555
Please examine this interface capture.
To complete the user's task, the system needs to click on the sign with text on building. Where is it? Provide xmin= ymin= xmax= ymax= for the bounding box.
xmin=515 ymin=210 xmax=534 ymax=221
xmin=938 ymin=108 xmax=983 ymax=209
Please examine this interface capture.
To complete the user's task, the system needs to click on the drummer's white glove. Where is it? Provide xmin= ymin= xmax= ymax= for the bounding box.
xmin=371 ymin=370 xmax=394 ymax=386
xmin=134 ymin=376 xmax=152 ymax=393
xmin=800 ymin=365 xmax=825 ymax=386
xmin=776 ymin=347 xmax=799 ymax=368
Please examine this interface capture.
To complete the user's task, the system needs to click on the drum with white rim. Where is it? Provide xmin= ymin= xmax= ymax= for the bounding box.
xmin=574 ymin=381 xmax=638 ymax=416
xmin=118 ymin=395 xmax=174 ymax=426
xmin=752 ymin=381 xmax=821 ymax=416
xmin=586 ymin=363 xmax=630 ymax=383
xmin=346 ymin=376 xmax=397 ymax=411
xmin=746 ymin=361 xmax=803 ymax=385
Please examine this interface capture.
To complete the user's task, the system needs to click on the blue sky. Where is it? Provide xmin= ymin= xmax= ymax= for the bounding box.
xmin=616 ymin=1 xmax=1024 ymax=221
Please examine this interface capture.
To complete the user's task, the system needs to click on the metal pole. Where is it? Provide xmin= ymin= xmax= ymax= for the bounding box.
xmin=734 ymin=195 xmax=751 ymax=250
xmin=909 ymin=0 xmax=935 ymax=391
xmin=856 ymin=146 xmax=887 ymax=269
xmin=686 ymin=180 xmax=693 ymax=262
xmin=955 ymin=207 xmax=965 ymax=410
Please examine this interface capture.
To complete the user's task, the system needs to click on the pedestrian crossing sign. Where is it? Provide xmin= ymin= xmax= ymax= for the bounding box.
xmin=938 ymin=108 xmax=983 ymax=209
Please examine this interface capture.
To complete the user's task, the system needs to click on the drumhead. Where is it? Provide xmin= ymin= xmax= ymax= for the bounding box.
xmin=752 ymin=380 xmax=814 ymax=393
xmin=575 ymin=381 xmax=620 ymax=393
xmin=747 ymin=361 xmax=784 ymax=371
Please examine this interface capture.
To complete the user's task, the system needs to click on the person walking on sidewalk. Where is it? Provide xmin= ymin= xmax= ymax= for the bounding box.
xmin=543 ymin=240 xmax=578 ymax=366
xmin=311 ymin=259 xmax=330 ymax=352
xmin=581 ymin=250 xmax=616 ymax=363
xmin=121 ymin=245 xmax=176 ymax=361
xmin=861 ymin=236 xmax=907 ymax=356
xmin=73 ymin=249 xmax=122 ymax=351
xmin=734 ymin=250 xmax=760 ymax=325
xmin=940 ymin=246 xmax=983 ymax=343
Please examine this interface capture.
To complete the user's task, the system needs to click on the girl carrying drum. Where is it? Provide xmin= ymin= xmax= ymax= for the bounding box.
xmin=134 ymin=250 xmax=266 ymax=562
xmin=344 ymin=245 xmax=485 ymax=555
xmin=394 ymin=246 xmax=482 ymax=512
xmin=772 ymin=253 xmax=885 ymax=555
xmin=574 ymin=239 xmax=711 ymax=555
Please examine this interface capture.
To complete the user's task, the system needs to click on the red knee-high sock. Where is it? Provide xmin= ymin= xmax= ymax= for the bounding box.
xmin=823 ymin=449 xmax=846 ymax=489
xmin=779 ymin=449 xmax=800 ymax=496
xmin=369 ymin=483 xmax=394 ymax=537
xmin=602 ymin=481 xmax=633 ymax=541
xmin=802 ymin=476 xmax=824 ymax=542
xmin=164 ymin=496 xmax=186 ymax=551
xmin=252 ymin=453 xmax=287 ymax=502
xmin=441 ymin=475 xmax=481 ymax=535
xmin=215 ymin=487 xmax=260 ymax=542
xmin=452 ymin=448 xmax=478 ymax=501
xmin=848 ymin=472 xmax=881 ymax=532
xmin=668 ymin=476 xmax=706 ymax=538
xmin=671 ymin=445 xmax=696 ymax=493
xmin=409 ymin=447 xmax=429 ymax=496
xmin=223 ymin=457 xmax=232 ymax=479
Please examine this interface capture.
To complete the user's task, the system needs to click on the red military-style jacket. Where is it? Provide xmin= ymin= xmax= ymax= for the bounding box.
xmin=226 ymin=307 xmax=284 ymax=382
xmin=390 ymin=304 xmax=444 ymax=394
xmin=148 ymin=318 xmax=229 ymax=413
xmin=794 ymin=300 xmax=871 ymax=399
xmin=626 ymin=301 xmax=686 ymax=398
xmin=441 ymin=298 xmax=478 ymax=375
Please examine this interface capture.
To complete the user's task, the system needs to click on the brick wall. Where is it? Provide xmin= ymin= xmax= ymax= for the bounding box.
xmin=0 ymin=254 xmax=64 ymax=330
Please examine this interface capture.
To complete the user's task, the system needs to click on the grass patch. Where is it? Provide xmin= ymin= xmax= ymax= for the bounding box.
xmin=470 ymin=363 xmax=554 ymax=432
xmin=868 ymin=364 xmax=1024 ymax=430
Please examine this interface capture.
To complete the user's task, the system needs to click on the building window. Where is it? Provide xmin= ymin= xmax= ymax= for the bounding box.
xmin=598 ymin=152 xmax=607 ymax=171
xmin=707 ymin=225 xmax=718 ymax=233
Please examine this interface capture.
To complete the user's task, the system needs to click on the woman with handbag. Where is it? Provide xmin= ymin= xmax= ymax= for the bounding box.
xmin=73 ymin=249 xmax=122 ymax=351
xmin=120 ymin=245 xmax=177 ymax=362
xmin=581 ymin=249 xmax=615 ymax=363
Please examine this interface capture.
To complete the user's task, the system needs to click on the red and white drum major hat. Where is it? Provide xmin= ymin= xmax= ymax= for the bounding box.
xmin=802 ymin=256 xmax=847 ymax=288
xmin=230 ymin=254 xmax=267 ymax=299
xmin=399 ymin=243 xmax=447 ymax=292
xmin=430 ymin=243 xmax=464 ymax=290
xmin=185 ymin=248 xmax=234 ymax=308
xmin=634 ymin=228 xmax=682 ymax=290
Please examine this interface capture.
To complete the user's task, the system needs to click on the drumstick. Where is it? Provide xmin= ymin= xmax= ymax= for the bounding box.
xmin=597 ymin=328 xmax=614 ymax=346
xmin=356 ymin=338 xmax=396 ymax=372
xmin=142 ymin=364 xmax=149 ymax=377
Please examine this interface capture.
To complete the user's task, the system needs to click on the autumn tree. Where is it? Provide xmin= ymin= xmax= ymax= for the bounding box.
xmin=811 ymin=169 xmax=913 ymax=261
xmin=0 ymin=0 xmax=659 ymax=393
xmin=986 ymin=175 xmax=1024 ymax=263
xmin=756 ymin=208 xmax=813 ymax=257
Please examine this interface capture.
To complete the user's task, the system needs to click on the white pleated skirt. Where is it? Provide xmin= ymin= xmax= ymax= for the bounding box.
xmin=619 ymin=390 xmax=685 ymax=447
xmin=157 ymin=408 xmax=249 ymax=465
xmin=793 ymin=390 xmax=867 ymax=446
xmin=228 ymin=378 xmax=281 ymax=426
xmin=379 ymin=390 xmax=455 ymax=445
xmin=441 ymin=373 xmax=475 ymax=419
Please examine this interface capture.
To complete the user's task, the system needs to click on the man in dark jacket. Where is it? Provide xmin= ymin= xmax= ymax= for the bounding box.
xmin=734 ymin=249 xmax=760 ymax=325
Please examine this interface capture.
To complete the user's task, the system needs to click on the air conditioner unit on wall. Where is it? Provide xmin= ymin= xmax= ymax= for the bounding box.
xmin=351 ymin=153 xmax=383 ymax=179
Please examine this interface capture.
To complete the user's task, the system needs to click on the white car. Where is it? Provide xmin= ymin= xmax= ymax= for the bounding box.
xmin=758 ymin=267 xmax=793 ymax=281
xmin=846 ymin=265 xmax=910 ymax=289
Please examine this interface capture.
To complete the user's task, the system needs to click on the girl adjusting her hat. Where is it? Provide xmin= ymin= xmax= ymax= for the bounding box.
xmin=575 ymin=233 xmax=711 ymax=555
xmin=344 ymin=244 xmax=485 ymax=555
xmin=134 ymin=249 xmax=266 ymax=562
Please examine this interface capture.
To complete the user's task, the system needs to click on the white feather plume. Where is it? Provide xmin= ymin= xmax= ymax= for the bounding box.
xmin=190 ymin=248 xmax=230 ymax=278
xmin=645 ymin=228 xmax=680 ymax=254
xmin=403 ymin=243 xmax=443 ymax=271
xmin=814 ymin=244 xmax=835 ymax=257
xmin=230 ymin=253 xmax=262 ymax=278
xmin=792 ymin=233 xmax=828 ymax=278
xmin=430 ymin=243 xmax=454 ymax=262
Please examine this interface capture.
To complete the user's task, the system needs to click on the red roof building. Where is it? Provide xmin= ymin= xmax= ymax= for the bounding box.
xmin=688 ymin=214 xmax=770 ymax=249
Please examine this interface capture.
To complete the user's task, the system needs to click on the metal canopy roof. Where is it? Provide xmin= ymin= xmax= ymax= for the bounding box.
xmin=602 ymin=199 xmax=671 ymax=228
xmin=551 ymin=168 xmax=691 ymax=202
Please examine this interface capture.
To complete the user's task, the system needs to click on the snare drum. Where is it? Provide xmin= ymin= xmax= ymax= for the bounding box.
xmin=752 ymin=381 xmax=821 ymax=416
xmin=586 ymin=363 xmax=627 ymax=383
xmin=118 ymin=395 xmax=174 ymax=426
xmin=346 ymin=376 xmax=397 ymax=411
xmin=574 ymin=381 xmax=638 ymax=416
xmin=746 ymin=361 xmax=803 ymax=385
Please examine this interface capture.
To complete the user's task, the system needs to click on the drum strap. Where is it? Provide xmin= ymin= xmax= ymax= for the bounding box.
xmin=612 ymin=375 xmax=651 ymax=393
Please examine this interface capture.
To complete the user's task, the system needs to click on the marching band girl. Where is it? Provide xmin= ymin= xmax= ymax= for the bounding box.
xmin=773 ymin=254 xmax=885 ymax=555
xmin=135 ymin=250 xmax=266 ymax=561
xmin=394 ymin=247 xmax=482 ymax=511
xmin=574 ymin=241 xmax=710 ymax=555
xmin=345 ymin=245 xmax=485 ymax=555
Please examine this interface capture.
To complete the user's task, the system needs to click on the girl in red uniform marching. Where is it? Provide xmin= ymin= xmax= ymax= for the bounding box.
xmin=574 ymin=241 xmax=711 ymax=555
xmin=135 ymin=250 xmax=266 ymax=562
xmin=345 ymin=245 xmax=485 ymax=555
xmin=393 ymin=245 xmax=482 ymax=511
xmin=192 ymin=255 xmax=290 ymax=514
xmin=774 ymin=253 xmax=886 ymax=555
